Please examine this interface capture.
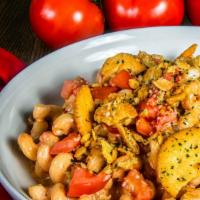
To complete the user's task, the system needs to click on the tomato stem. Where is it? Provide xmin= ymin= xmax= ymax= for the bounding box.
xmin=92 ymin=0 xmax=102 ymax=9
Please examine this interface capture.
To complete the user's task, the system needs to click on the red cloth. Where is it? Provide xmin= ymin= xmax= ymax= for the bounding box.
xmin=0 ymin=185 xmax=13 ymax=200
xmin=0 ymin=48 xmax=26 ymax=91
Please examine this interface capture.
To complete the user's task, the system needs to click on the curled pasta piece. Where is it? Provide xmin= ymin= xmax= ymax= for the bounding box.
xmin=34 ymin=161 xmax=47 ymax=178
xmin=49 ymin=153 xmax=72 ymax=183
xmin=37 ymin=144 xmax=52 ymax=172
xmin=50 ymin=183 xmax=66 ymax=200
xmin=52 ymin=113 xmax=74 ymax=136
xmin=33 ymin=104 xmax=51 ymax=121
xmin=31 ymin=120 xmax=48 ymax=140
xmin=18 ymin=133 xmax=38 ymax=161
xmin=33 ymin=104 xmax=63 ymax=121
xmin=39 ymin=131 xmax=59 ymax=147
xmin=87 ymin=148 xmax=105 ymax=173
xmin=28 ymin=184 xmax=48 ymax=200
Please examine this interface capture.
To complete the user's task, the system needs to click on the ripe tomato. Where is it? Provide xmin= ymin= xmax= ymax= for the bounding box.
xmin=186 ymin=0 xmax=200 ymax=25
xmin=50 ymin=133 xmax=81 ymax=155
xmin=60 ymin=78 xmax=86 ymax=99
xmin=30 ymin=0 xmax=104 ymax=48
xmin=139 ymin=101 xmax=158 ymax=119
xmin=68 ymin=167 xmax=110 ymax=197
xmin=103 ymin=0 xmax=184 ymax=31
xmin=136 ymin=117 xmax=153 ymax=136
xmin=91 ymin=86 xmax=118 ymax=100
xmin=110 ymin=70 xmax=131 ymax=89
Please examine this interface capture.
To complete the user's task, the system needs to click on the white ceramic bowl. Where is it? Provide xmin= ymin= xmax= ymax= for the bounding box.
xmin=0 ymin=26 xmax=200 ymax=200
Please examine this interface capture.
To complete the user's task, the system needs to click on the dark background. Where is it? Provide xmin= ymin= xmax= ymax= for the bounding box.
xmin=0 ymin=0 xmax=51 ymax=64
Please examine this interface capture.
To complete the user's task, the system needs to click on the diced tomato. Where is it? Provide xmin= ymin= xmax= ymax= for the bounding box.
xmin=122 ymin=169 xmax=154 ymax=200
xmin=110 ymin=70 xmax=131 ymax=89
xmin=156 ymin=106 xmax=177 ymax=131
xmin=163 ymin=72 xmax=174 ymax=81
xmin=91 ymin=86 xmax=118 ymax=100
xmin=136 ymin=117 xmax=153 ymax=136
xmin=68 ymin=167 xmax=110 ymax=197
xmin=139 ymin=102 xmax=158 ymax=119
xmin=0 ymin=48 xmax=25 ymax=88
xmin=146 ymin=95 xmax=157 ymax=107
xmin=60 ymin=78 xmax=86 ymax=99
xmin=50 ymin=133 xmax=81 ymax=155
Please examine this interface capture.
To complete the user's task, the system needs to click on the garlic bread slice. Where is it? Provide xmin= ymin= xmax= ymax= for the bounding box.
xmin=157 ymin=128 xmax=200 ymax=197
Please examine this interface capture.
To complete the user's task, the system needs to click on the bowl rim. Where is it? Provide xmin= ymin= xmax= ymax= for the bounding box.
xmin=1 ymin=26 xmax=200 ymax=200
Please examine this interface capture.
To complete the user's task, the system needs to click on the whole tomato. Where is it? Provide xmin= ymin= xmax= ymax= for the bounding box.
xmin=30 ymin=0 xmax=104 ymax=49
xmin=103 ymin=0 xmax=184 ymax=31
xmin=186 ymin=0 xmax=200 ymax=25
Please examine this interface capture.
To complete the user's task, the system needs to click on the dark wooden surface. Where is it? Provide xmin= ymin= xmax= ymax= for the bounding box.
xmin=0 ymin=0 xmax=51 ymax=64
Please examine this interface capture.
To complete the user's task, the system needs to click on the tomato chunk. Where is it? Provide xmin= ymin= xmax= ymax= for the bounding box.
xmin=60 ymin=78 xmax=86 ymax=99
xmin=139 ymin=102 xmax=158 ymax=119
xmin=68 ymin=167 xmax=110 ymax=197
xmin=50 ymin=133 xmax=81 ymax=155
xmin=136 ymin=117 xmax=153 ymax=136
xmin=156 ymin=106 xmax=177 ymax=131
xmin=122 ymin=169 xmax=154 ymax=200
xmin=110 ymin=70 xmax=131 ymax=89
xmin=91 ymin=86 xmax=118 ymax=100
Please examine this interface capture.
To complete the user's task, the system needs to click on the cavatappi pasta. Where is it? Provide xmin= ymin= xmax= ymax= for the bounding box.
xmin=18 ymin=44 xmax=200 ymax=200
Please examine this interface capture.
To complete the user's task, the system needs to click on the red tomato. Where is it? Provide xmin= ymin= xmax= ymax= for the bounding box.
xmin=68 ymin=167 xmax=110 ymax=197
xmin=103 ymin=0 xmax=184 ymax=31
xmin=186 ymin=0 xmax=200 ymax=25
xmin=139 ymin=102 xmax=158 ymax=119
xmin=155 ymin=106 xmax=177 ymax=131
xmin=50 ymin=133 xmax=81 ymax=155
xmin=136 ymin=117 xmax=153 ymax=136
xmin=110 ymin=70 xmax=131 ymax=89
xmin=30 ymin=0 xmax=104 ymax=48
xmin=91 ymin=86 xmax=118 ymax=100
xmin=163 ymin=72 xmax=174 ymax=81
xmin=122 ymin=169 xmax=154 ymax=200
xmin=0 ymin=48 xmax=25 ymax=90
xmin=60 ymin=78 xmax=86 ymax=99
